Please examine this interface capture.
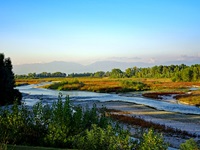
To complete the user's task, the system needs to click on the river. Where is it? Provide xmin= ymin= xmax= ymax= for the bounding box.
xmin=16 ymin=83 xmax=200 ymax=115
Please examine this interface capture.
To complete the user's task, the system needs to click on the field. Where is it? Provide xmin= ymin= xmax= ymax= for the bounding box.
xmin=16 ymin=77 xmax=200 ymax=105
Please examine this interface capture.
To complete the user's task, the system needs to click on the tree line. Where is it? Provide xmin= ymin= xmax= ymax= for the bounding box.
xmin=16 ymin=64 xmax=200 ymax=82
xmin=68 ymin=64 xmax=200 ymax=82
xmin=15 ymin=72 xmax=66 ymax=79
xmin=0 ymin=53 xmax=21 ymax=106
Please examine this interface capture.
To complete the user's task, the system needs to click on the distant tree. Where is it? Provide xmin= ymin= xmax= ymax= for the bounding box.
xmin=0 ymin=53 xmax=22 ymax=106
xmin=125 ymin=68 xmax=133 ymax=78
xmin=68 ymin=72 xmax=93 ymax=77
xmin=110 ymin=68 xmax=124 ymax=78
xmin=181 ymin=68 xmax=193 ymax=82
xmin=93 ymin=71 xmax=105 ymax=77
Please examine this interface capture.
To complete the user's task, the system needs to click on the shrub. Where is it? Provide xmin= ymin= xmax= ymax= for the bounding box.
xmin=180 ymin=138 xmax=199 ymax=150
xmin=121 ymin=80 xmax=149 ymax=91
xmin=136 ymin=128 xmax=168 ymax=150
xmin=75 ymin=124 xmax=134 ymax=150
xmin=0 ymin=94 xmax=113 ymax=148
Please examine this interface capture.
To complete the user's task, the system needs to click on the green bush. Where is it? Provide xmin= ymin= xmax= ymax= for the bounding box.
xmin=121 ymin=80 xmax=149 ymax=91
xmin=75 ymin=124 xmax=134 ymax=150
xmin=0 ymin=94 xmax=115 ymax=148
xmin=136 ymin=129 xmax=168 ymax=150
xmin=180 ymin=138 xmax=199 ymax=150
xmin=0 ymin=95 xmax=176 ymax=149
xmin=46 ymin=79 xmax=84 ymax=90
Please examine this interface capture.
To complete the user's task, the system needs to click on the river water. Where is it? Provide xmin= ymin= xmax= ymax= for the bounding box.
xmin=16 ymin=83 xmax=200 ymax=115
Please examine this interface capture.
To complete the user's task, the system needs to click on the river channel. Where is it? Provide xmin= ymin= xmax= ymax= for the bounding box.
xmin=16 ymin=83 xmax=200 ymax=115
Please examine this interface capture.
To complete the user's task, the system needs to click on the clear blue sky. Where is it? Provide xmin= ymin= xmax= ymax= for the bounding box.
xmin=0 ymin=0 xmax=200 ymax=65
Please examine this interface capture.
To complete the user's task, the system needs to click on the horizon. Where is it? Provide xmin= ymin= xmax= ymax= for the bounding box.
xmin=1 ymin=0 xmax=200 ymax=66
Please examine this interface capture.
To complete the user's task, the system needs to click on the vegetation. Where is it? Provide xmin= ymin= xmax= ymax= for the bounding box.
xmin=136 ymin=128 xmax=168 ymax=150
xmin=44 ymin=79 xmax=84 ymax=90
xmin=124 ymin=64 xmax=200 ymax=82
xmin=0 ymin=95 xmax=172 ymax=150
xmin=16 ymin=64 xmax=200 ymax=82
xmin=180 ymin=138 xmax=199 ymax=150
xmin=174 ymin=90 xmax=200 ymax=106
xmin=42 ymin=78 xmax=150 ymax=93
xmin=15 ymin=72 xmax=66 ymax=79
xmin=16 ymin=75 xmax=200 ymax=105
xmin=68 ymin=72 xmax=93 ymax=77
xmin=0 ymin=53 xmax=21 ymax=106
xmin=121 ymin=80 xmax=150 ymax=91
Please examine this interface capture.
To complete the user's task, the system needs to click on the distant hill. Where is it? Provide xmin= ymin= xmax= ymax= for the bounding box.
xmin=13 ymin=60 xmax=200 ymax=75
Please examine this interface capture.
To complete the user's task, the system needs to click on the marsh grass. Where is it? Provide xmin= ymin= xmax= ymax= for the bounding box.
xmin=175 ymin=90 xmax=200 ymax=106
xmin=16 ymin=77 xmax=200 ymax=106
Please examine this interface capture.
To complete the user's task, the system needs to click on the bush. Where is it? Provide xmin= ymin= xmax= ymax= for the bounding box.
xmin=75 ymin=124 xmax=134 ymax=150
xmin=0 ymin=95 xmax=174 ymax=150
xmin=46 ymin=79 xmax=84 ymax=90
xmin=121 ymin=80 xmax=149 ymax=91
xmin=136 ymin=128 xmax=168 ymax=150
xmin=180 ymin=138 xmax=199 ymax=150
xmin=0 ymin=94 xmax=118 ymax=148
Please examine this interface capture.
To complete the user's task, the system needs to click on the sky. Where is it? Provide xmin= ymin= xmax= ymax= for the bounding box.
xmin=0 ymin=0 xmax=200 ymax=65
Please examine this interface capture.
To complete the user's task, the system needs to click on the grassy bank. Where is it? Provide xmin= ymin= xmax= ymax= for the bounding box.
xmin=40 ymin=78 xmax=150 ymax=93
xmin=174 ymin=90 xmax=200 ymax=106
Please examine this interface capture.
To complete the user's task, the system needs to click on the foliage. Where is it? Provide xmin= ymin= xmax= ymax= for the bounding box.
xmin=0 ymin=53 xmax=22 ymax=106
xmin=121 ymin=80 xmax=150 ymax=91
xmin=16 ymin=64 xmax=200 ymax=82
xmin=93 ymin=71 xmax=106 ymax=77
xmin=0 ymin=94 xmax=133 ymax=149
xmin=123 ymin=64 xmax=199 ymax=82
xmin=0 ymin=94 xmax=175 ymax=149
xmin=68 ymin=72 xmax=93 ymax=77
xmin=180 ymin=138 xmax=199 ymax=150
xmin=46 ymin=79 xmax=84 ymax=90
xmin=75 ymin=124 xmax=134 ymax=150
xmin=136 ymin=128 xmax=168 ymax=150
xmin=15 ymin=72 xmax=66 ymax=79
xmin=110 ymin=68 xmax=124 ymax=78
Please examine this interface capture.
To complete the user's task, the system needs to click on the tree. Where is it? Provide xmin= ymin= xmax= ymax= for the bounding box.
xmin=125 ymin=68 xmax=133 ymax=78
xmin=110 ymin=68 xmax=124 ymax=78
xmin=0 ymin=53 xmax=21 ymax=106
xmin=182 ymin=68 xmax=193 ymax=82
xmin=94 ymin=71 xmax=105 ymax=77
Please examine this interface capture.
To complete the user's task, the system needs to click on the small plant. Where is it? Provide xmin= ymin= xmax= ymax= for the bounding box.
xmin=136 ymin=128 xmax=168 ymax=150
xmin=0 ymin=132 xmax=8 ymax=150
xmin=75 ymin=124 xmax=134 ymax=150
xmin=180 ymin=138 xmax=199 ymax=150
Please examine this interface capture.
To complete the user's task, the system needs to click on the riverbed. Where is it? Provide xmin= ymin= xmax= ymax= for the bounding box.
xmin=16 ymin=83 xmax=200 ymax=115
